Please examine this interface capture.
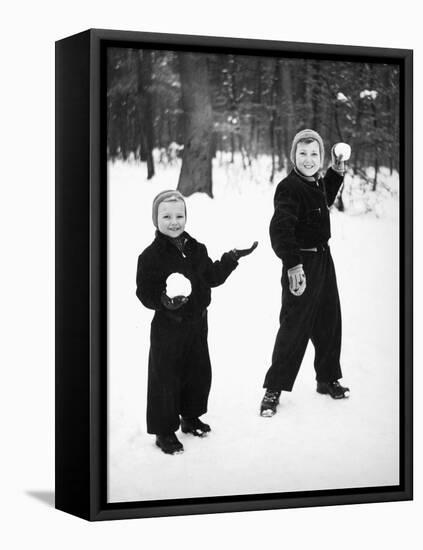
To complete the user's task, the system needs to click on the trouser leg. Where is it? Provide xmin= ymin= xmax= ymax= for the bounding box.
xmin=311 ymin=252 xmax=342 ymax=383
xmin=146 ymin=315 xmax=186 ymax=435
xmin=264 ymin=302 xmax=310 ymax=391
xmin=263 ymin=255 xmax=324 ymax=392
xmin=180 ymin=315 xmax=212 ymax=418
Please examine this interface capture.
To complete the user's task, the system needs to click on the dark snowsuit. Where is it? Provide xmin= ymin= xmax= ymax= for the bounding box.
xmin=136 ymin=231 xmax=238 ymax=434
xmin=264 ymin=167 xmax=344 ymax=392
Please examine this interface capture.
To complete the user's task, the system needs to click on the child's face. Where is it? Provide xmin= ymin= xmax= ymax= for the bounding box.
xmin=295 ymin=140 xmax=321 ymax=177
xmin=157 ymin=200 xmax=186 ymax=238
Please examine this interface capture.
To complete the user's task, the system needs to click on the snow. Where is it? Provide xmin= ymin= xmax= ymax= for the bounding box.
xmin=360 ymin=89 xmax=378 ymax=100
xmin=107 ymin=157 xmax=399 ymax=503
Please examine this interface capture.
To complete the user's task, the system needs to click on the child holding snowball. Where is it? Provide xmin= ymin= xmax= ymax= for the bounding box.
xmin=260 ymin=129 xmax=351 ymax=417
xmin=136 ymin=190 xmax=257 ymax=454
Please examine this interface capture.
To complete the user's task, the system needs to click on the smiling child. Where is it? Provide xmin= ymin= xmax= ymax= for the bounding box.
xmin=260 ymin=129 xmax=351 ymax=417
xmin=136 ymin=190 xmax=257 ymax=454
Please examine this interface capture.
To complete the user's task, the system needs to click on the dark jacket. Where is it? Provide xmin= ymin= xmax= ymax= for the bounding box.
xmin=269 ymin=167 xmax=344 ymax=269
xmin=136 ymin=231 xmax=238 ymax=318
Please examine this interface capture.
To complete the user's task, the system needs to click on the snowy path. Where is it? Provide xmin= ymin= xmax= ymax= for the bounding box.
xmin=107 ymin=161 xmax=399 ymax=502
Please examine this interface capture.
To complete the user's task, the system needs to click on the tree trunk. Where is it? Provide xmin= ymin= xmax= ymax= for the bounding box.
xmin=177 ymin=53 xmax=213 ymax=197
xmin=370 ymin=72 xmax=378 ymax=191
xmin=279 ymin=59 xmax=295 ymax=168
xmin=269 ymin=61 xmax=278 ymax=182
xmin=230 ymin=133 xmax=235 ymax=163
xmin=251 ymin=58 xmax=262 ymax=158
xmin=334 ymin=103 xmax=344 ymax=142
xmin=239 ymin=134 xmax=250 ymax=168
xmin=269 ymin=109 xmax=276 ymax=182
xmin=304 ymin=61 xmax=314 ymax=127
xmin=373 ymin=156 xmax=379 ymax=191
xmin=311 ymin=61 xmax=321 ymax=131
xmin=136 ymin=50 xmax=155 ymax=179
xmin=276 ymin=123 xmax=284 ymax=171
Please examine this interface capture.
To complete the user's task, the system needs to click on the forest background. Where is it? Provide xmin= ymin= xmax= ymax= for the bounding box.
xmin=107 ymin=47 xmax=400 ymax=206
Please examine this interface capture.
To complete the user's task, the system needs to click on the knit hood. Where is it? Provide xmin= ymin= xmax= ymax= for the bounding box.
xmin=152 ymin=189 xmax=186 ymax=228
xmin=290 ymin=129 xmax=325 ymax=170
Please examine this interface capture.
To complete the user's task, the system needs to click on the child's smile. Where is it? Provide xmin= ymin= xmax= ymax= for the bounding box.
xmin=295 ymin=140 xmax=321 ymax=177
xmin=157 ymin=200 xmax=186 ymax=238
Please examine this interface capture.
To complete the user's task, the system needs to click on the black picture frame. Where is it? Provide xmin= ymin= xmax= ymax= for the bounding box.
xmin=55 ymin=28 xmax=413 ymax=521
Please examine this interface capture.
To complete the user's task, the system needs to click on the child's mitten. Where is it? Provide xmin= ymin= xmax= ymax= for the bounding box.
xmin=161 ymin=293 xmax=189 ymax=310
xmin=331 ymin=142 xmax=351 ymax=174
xmin=288 ymin=264 xmax=306 ymax=296
xmin=229 ymin=241 xmax=258 ymax=261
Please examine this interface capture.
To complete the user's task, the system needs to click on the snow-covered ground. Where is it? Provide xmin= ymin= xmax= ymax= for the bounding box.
xmin=107 ymin=158 xmax=399 ymax=503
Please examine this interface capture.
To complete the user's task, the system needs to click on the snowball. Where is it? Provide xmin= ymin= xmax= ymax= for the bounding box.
xmin=334 ymin=143 xmax=351 ymax=161
xmin=166 ymin=272 xmax=192 ymax=298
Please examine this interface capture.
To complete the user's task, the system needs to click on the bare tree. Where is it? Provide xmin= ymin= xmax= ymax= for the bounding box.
xmin=136 ymin=50 xmax=155 ymax=179
xmin=177 ymin=53 xmax=213 ymax=197
xmin=279 ymin=58 xmax=295 ymax=169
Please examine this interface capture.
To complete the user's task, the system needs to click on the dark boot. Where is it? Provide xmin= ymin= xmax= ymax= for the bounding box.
xmin=181 ymin=417 xmax=211 ymax=437
xmin=260 ymin=389 xmax=281 ymax=417
xmin=155 ymin=433 xmax=184 ymax=454
xmin=316 ymin=380 xmax=350 ymax=399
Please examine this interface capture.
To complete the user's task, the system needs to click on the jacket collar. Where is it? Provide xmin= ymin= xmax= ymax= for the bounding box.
xmin=292 ymin=167 xmax=322 ymax=187
xmin=155 ymin=230 xmax=192 ymax=249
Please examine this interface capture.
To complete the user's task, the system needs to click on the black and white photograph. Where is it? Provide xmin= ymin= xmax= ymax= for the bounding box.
xmin=106 ymin=43 xmax=402 ymax=503
xmin=5 ymin=0 xmax=421 ymax=544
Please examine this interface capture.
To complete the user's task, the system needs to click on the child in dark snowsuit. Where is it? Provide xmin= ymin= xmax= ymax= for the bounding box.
xmin=136 ymin=190 xmax=257 ymax=454
xmin=260 ymin=129 xmax=350 ymax=417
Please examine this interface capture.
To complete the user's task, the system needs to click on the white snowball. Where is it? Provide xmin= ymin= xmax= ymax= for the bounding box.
xmin=166 ymin=272 xmax=192 ymax=298
xmin=334 ymin=142 xmax=351 ymax=161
